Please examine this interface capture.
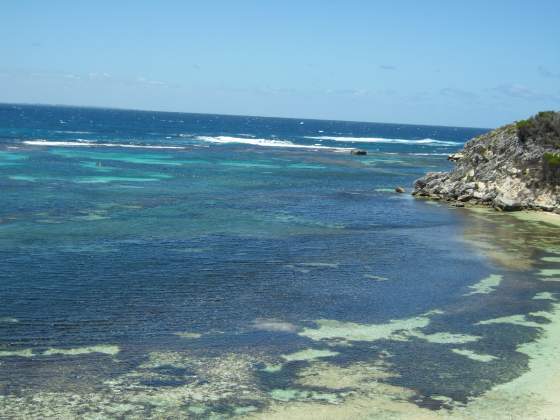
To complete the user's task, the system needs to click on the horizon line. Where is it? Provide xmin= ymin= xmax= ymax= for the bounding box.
xmin=0 ymin=101 xmax=492 ymax=131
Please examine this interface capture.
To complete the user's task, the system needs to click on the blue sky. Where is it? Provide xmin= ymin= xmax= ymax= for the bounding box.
xmin=1 ymin=1 xmax=559 ymax=127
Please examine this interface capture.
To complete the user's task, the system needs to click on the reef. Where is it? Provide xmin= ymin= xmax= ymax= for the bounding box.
xmin=413 ymin=111 xmax=560 ymax=212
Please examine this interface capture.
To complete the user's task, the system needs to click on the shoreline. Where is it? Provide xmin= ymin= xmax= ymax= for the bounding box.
xmin=250 ymin=303 xmax=560 ymax=419
xmin=251 ymin=207 xmax=560 ymax=419
xmin=415 ymin=195 xmax=560 ymax=218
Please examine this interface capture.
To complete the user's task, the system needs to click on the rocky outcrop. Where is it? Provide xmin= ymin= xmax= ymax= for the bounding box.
xmin=413 ymin=112 xmax=560 ymax=212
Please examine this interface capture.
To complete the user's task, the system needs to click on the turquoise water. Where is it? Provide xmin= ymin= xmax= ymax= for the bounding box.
xmin=1 ymin=104 xmax=560 ymax=418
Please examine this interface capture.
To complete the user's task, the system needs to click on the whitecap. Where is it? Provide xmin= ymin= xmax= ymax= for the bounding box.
xmin=195 ymin=136 xmax=351 ymax=152
xmin=53 ymin=130 xmax=93 ymax=134
xmin=23 ymin=140 xmax=185 ymax=150
xmin=305 ymin=136 xmax=462 ymax=146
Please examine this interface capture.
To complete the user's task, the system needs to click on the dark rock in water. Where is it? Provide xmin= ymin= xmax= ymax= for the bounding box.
xmin=395 ymin=186 xmax=405 ymax=193
xmin=413 ymin=111 xmax=560 ymax=212
xmin=351 ymin=149 xmax=367 ymax=156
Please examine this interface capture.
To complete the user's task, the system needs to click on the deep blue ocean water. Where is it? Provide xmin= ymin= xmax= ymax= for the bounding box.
xmin=1 ymin=104 xmax=559 ymax=417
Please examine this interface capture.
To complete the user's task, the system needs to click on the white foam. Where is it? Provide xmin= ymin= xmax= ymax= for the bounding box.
xmin=53 ymin=130 xmax=93 ymax=135
xmin=195 ymin=136 xmax=352 ymax=152
xmin=23 ymin=140 xmax=185 ymax=150
xmin=305 ymin=136 xmax=462 ymax=146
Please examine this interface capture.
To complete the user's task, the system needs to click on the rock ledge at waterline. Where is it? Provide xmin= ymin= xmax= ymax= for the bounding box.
xmin=413 ymin=111 xmax=560 ymax=212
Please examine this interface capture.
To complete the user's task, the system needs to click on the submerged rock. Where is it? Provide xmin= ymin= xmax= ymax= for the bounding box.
xmin=413 ymin=111 xmax=560 ymax=212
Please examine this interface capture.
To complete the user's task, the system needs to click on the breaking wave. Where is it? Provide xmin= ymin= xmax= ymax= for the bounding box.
xmin=304 ymin=136 xmax=462 ymax=146
xmin=195 ymin=136 xmax=352 ymax=151
xmin=23 ymin=140 xmax=185 ymax=149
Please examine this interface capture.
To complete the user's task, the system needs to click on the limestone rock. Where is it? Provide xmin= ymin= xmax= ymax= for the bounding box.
xmin=494 ymin=194 xmax=522 ymax=211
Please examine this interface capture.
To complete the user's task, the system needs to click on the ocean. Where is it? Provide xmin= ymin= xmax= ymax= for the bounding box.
xmin=1 ymin=104 xmax=559 ymax=418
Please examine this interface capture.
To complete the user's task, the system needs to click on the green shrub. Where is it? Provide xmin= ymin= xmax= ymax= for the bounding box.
xmin=544 ymin=152 xmax=560 ymax=167
xmin=516 ymin=119 xmax=531 ymax=130
xmin=543 ymin=152 xmax=560 ymax=184
xmin=516 ymin=111 xmax=560 ymax=147
xmin=537 ymin=111 xmax=556 ymax=120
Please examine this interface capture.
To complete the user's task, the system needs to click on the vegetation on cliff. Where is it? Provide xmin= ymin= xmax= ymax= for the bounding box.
xmin=516 ymin=111 xmax=560 ymax=147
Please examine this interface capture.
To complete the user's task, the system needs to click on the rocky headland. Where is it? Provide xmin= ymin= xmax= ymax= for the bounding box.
xmin=413 ymin=111 xmax=560 ymax=212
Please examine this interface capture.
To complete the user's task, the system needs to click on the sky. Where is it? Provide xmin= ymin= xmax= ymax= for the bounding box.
xmin=1 ymin=1 xmax=559 ymax=128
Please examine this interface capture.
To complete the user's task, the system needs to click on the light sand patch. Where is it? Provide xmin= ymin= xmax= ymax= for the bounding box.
xmin=406 ymin=331 xmax=481 ymax=344
xmin=486 ymin=251 xmax=532 ymax=271
xmin=541 ymin=256 xmax=560 ymax=263
xmin=269 ymin=388 xmax=340 ymax=404
xmin=476 ymin=315 xmax=543 ymax=328
xmin=247 ymin=360 xmax=441 ymax=420
xmin=281 ymin=349 xmax=339 ymax=362
xmin=43 ymin=345 xmax=120 ymax=356
xmin=187 ymin=404 xmax=207 ymax=414
xmin=451 ymin=349 xmax=498 ymax=362
xmin=295 ymin=360 xmax=395 ymax=390
xmin=1 ymin=345 xmax=119 ymax=358
xmin=457 ymin=302 xmax=560 ymax=419
xmin=261 ymin=363 xmax=283 ymax=373
xmin=460 ymin=209 xmax=546 ymax=271
xmin=510 ymin=211 xmax=560 ymax=228
xmin=0 ymin=349 xmax=34 ymax=358
xmin=234 ymin=405 xmax=259 ymax=414
xmin=465 ymin=274 xmax=503 ymax=295
xmin=540 ymin=277 xmax=560 ymax=282
xmin=424 ymin=309 xmax=445 ymax=316
xmin=533 ymin=292 xmax=556 ymax=301
xmin=461 ymin=236 xmax=533 ymax=271
xmin=465 ymin=207 xmax=495 ymax=215
xmin=299 ymin=315 xmax=431 ymax=343
xmin=539 ymin=269 xmax=560 ymax=277
xmin=529 ymin=311 xmax=554 ymax=321
xmin=249 ymin=300 xmax=560 ymax=419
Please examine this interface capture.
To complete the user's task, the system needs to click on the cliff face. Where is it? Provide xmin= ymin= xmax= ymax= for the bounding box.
xmin=413 ymin=112 xmax=560 ymax=212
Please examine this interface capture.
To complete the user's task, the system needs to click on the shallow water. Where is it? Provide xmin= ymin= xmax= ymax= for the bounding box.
xmin=1 ymin=104 xmax=559 ymax=418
